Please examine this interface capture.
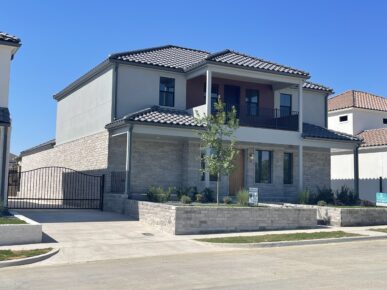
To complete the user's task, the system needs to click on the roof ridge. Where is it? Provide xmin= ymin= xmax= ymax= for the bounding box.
xmin=110 ymin=44 xmax=209 ymax=59
xmin=359 ymin=127 xmax=387 ymax=133
xmin=219 ymin=49 xmax=310 ymax=77
xmin=205 ymin=49 xmax=231 ymax=60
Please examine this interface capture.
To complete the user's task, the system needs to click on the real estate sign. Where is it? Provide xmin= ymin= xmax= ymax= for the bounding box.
xmin=376 ymin=192 xmax=387 ymax=207
xmin=249 ymin=187 xmax=258 ymax=205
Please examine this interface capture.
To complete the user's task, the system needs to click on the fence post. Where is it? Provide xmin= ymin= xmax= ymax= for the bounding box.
xmin=100 ymin=174 xmax=105 ymax=211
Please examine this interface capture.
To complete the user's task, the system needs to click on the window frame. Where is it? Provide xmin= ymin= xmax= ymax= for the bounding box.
xmin=203 ymin=84 xmax=219 ymax=114
xmin=159 ymin=77 xmax=175 ymax=107
xmin=255 ymin=150 xmax=272 ymax=184
xmin=280 ymin=93 xmax=292 ymax=117
xmin=283 ymin=152 xmax=293 ymax=185
xmin=383 ymin=118 xmax=387 ymax=124
xmin=245 ymin=89 xmax=260 ymax=116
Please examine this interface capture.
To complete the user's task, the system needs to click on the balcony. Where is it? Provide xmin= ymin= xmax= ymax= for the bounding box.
xmin=223 ymin=104 xmax=299 ymax=131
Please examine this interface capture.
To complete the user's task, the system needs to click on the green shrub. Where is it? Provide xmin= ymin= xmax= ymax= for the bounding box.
xmin=175 ymin=187 xmax=192 ymax=200
xmin=236 ymin=189 xmax=249 ymax=206
xmin=313 ymin=187 xmax=334 ymax=204
xmin=223 ymin=196 xmax=232 ymax=204
xmin=0 ymin=201 xmax=8 ymax=216
xmin=180 ymin=195 xmax=192 ymax=204
xmin=202 ymin=188 xmax=214 ymax=203
xmin=317 ymin=200 xmax=327 ymax=206
xmin=298 ymin=189 xmax=311 ymax=204
xmin=146 ymin=186 xmax=172 ymax=203
xmin=195 ymin=193 xmax=204 ymax=203
xmin=335 ymin=185 xmax=357 ymax=206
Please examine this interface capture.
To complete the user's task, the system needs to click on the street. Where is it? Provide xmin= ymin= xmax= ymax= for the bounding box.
xmin=1 ymin=239 xmax=387 ymax=290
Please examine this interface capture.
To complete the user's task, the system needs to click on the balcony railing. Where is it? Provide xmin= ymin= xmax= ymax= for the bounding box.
xmin=223 ymin=103 xmax=299 ymax=131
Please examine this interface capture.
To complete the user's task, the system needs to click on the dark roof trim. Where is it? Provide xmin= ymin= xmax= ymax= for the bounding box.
xmin=0 ymin=40 xmax=21 ymax=48
xmin=20 ymin=139 xmax=56 ymax=157
xmin=53 ymin=59 xmax=113 ymax=100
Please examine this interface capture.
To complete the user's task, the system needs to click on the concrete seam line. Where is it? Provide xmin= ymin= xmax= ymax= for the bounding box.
xmin=195 ymin=235 xmax=387 ymax=249
xmin=0 ymin=248 xmax=60 ymax=268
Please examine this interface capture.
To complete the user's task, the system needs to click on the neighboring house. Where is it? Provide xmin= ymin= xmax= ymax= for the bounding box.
xmin=329 ymin=90 xmax=387 ymax=202
xmin=20 ymin=45 xmax=360 ymax=202
xmin=0 ymin=32 xmax=21 ymax=206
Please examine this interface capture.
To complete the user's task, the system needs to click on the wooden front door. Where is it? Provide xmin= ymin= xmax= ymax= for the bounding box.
xmin=229 ymin=150 xmax=245 ymax=196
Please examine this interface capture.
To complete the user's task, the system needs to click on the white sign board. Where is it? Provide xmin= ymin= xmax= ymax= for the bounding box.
xmin=249 ymin=187 xmax=259 ymax=206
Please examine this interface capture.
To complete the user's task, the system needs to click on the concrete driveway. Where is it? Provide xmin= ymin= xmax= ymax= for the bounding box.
xmin=3 ymin=209 xmax=223 ymax=266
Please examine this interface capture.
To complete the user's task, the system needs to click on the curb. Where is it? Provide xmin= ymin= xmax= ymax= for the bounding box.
xmin=0 ymin=248 xmax=60 ymax=268
xmin=196 ymin=235 xmax=387 ymax=249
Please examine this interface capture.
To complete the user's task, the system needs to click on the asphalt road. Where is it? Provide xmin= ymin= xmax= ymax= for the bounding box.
xmin=2 ymin=239 xmax=387 ymax=290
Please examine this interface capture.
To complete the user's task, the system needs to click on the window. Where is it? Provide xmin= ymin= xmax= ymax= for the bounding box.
xmin=255 ymin=150 xmax=272 ymax=183
xmin=280 ymin=94 xmax=292 ymax=117
xmin=339 ymin=115 xmax=348 ymax=122
xmin=283 ymin=153 xmax=293 ymax=184
xmin=203 ymin=84 xmax=219 ymax=114
xmin=245 ymin=89 xmax=259 ymax=116
xmin=159 ymin=77 xmax=175 ymax=107
xmin=200 ymin=151 xmax=217 ymax=181
xmin=383 ymin=118 xmax=387 ymax=124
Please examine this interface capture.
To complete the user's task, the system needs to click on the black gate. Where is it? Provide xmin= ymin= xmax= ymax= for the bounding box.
xmin=7 ymin=167 xmax=104 ymax=210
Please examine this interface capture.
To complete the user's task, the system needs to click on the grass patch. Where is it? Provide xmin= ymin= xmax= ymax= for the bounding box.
xmin=196 ymin=231 xmax=361 ymax=244
xmin=0 ymin=217 xmax=26 ymax=224
xmin=0 ymin=248 xmax=52 ymax=261
xmin=369 ymin=228 xmax=387 ymax=233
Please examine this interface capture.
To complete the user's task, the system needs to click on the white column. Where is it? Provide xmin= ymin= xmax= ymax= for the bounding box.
xmin=298 ymin=81 xmax=303 ymax=133
xmin=205 ymin=70 xmax=212 ymax=116
xmin=298 ymin=144 xmax=303 ymax=192
xmin=124 ymin=126 xmax=132 ymax=196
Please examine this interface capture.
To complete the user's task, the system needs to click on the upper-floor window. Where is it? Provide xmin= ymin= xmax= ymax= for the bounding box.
xmin=255 ymin=150 xmax=272 ymax=184
xmin=245 ymin=89 xmax=259 ymax=116
xmin=159 ymin=77 xmax=175 ymax=107
xmin=339 ymin=115 xmax=348 ymax=122
xmin=383 ymin=118 xmax=387 ymax=124
xmin=280 ymin=93 xmax=292 ymax=117
xmin=203 ymin=84 xmax=219 ymax=114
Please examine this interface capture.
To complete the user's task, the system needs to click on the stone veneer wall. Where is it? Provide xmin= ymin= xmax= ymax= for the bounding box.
xmin=103 ymin=194 xmax=316 ymax=234
xmin=303 ymin=149 xmax=331 ymax=192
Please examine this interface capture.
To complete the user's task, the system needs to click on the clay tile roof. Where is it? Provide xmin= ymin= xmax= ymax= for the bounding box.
xmin=357 ymin=128 xmax=387 ymax=147
xmin=0 ymin=32 xmax=21 ymax=45
xmin=303 ymin=81 xmax=333 ymax=94
xmin=328 ymin=90 xmax=387 ymax=112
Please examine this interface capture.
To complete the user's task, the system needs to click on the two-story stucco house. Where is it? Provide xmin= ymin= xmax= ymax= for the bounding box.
xmin=20 ymin=45 xmax=360 ymax=202
xmin=0 ymin=32 xmax=21 ymax=206
xmin=329 ymin=90 xmax=387 ymax=202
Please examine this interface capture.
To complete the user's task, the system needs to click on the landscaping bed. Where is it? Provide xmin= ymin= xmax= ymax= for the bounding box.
xmin=0 ymin=248 xmax=52 ymax=261
xmin=196 ymin=231 xmax=361 ymax=244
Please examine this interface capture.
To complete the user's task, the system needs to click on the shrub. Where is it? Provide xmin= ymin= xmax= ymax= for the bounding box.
xmin=236 ymin=189 xmax=249 ymax=206
xmin=202 ymin=188 xmax=214 ymax=203
xmin=223 ymin=196 xmax=232 ymax=204
xmin=146 ymin=186 xmax=172 ymax=203
xmin=180 ymin=195 xmax=192 ymax=204
xmin=298 ymin=189 xmax=311 ymax=204
xmin=175 ymin=187 xmax=192 ymax=200
xmin=335 ymin=185 xmax=357 ymax=206
xmin=191 ymin=186 xmax=200 ymax=201
xmin=313 ymin=187 xmax=334 ymax=204
xmin=317 ymin=200 xmax=327 ymax=206
xmin=195 ymin=193 xmax=204 ymax=203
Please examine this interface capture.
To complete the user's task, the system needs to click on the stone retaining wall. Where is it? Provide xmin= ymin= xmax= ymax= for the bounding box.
xmin=104 ymin=194 xmax=316 ymax=234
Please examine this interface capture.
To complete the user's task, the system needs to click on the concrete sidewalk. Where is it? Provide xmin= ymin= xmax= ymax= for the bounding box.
xmin=3 ymin=209 xmax=387 ymax=267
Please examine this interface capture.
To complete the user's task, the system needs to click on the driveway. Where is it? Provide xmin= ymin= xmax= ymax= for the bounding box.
xmin=3 ymin=209 xmax=223 ymax=266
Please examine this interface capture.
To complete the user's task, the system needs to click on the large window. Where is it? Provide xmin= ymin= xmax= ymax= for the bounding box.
xmin=280 ymin=93 xmax=292 ymax=117
xmin=159 ymin=77 xmax=175 ymax=107
xmin=245 ymin=89 xmax=259 ymax=116
xmin=201 ymin=151 xmax=218 ymax=181
xmin=283 ymin=153 xmax=293 ymax=184
xmin=203 ymin=84 xmax=219 ymax=114
xmin=255 ymin=150 xmax=272 ymax=183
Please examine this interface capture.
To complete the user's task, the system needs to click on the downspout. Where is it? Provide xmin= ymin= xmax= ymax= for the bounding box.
xmin=111 ymin=62 xmax=119 ymax=121
xmin=354 ymin=144 xmax=360 ymax=200
xmin=324 ymin=94 xmax=328 ymax=128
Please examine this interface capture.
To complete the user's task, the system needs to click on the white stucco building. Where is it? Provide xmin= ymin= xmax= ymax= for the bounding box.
xmin=0 ymin=32 xmax=21 ymax=207
xmin=329 ymin=90 xmax=387 ymax=202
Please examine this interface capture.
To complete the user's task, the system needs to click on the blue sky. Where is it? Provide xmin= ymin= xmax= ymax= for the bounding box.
xmin=1 ymin=0 xmax=387 ymax=154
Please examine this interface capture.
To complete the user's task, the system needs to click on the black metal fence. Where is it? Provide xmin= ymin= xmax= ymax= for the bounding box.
xmin=7 ymin=167 xmax=104 ymax=210
xmin=111 ymin=171 xmax=126 ymax=193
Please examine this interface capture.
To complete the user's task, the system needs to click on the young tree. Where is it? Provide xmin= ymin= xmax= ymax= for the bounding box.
xmin=196 ymin=98 xmax=239 ymax=205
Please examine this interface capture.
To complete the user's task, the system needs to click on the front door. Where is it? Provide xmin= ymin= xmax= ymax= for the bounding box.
xmin=229 ymin=150 xmax=245 ymax=195
xmin=224 ymin=85 xmax=240 ymax=116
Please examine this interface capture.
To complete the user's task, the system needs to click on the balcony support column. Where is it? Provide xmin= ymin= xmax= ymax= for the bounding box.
xmin=205 ymin=70 xmax=212 ymax=116
xmin=298 ymin=81 xmax=303 ymax=133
